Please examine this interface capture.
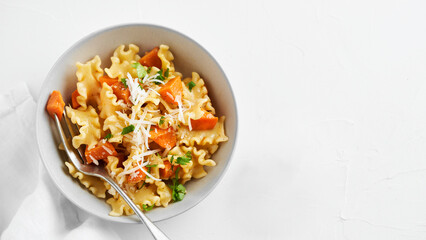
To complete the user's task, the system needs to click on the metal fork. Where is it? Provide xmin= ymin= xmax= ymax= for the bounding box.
xmin=54 ymin=112 xmax=170 ymax=240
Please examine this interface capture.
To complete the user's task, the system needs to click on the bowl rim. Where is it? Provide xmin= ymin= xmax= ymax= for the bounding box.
xmin=35 ymin=23 xmax=238 ymax=223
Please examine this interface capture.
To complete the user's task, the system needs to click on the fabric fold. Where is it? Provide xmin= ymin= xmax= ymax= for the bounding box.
xmin=0 ymin=82 xmax=124 ymax=240
xmin=0 ymin=82 xmax=39 ymax=232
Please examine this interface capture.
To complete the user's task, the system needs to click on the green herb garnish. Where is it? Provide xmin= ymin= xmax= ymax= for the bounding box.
xmin=104 ymin=133 xmax=113 ymax=140
xmin=175 ymin=151 xmax=192 ymax=165
xmin=121 ymin=124 xmax=135 ymax=135
xmin=146 ymin=164 xmax=158 ymax=176
xmin=138 ymin=181 xmax=146 ymax=190
xmin=131 ymin=62 xmax=147 ymax=79
xmin=170 ymin=152 xmax=191 ymax=172
xmin=188 ymin=81 xmax=196 ymax=91
xmin=142 ymin=204 xmax=154 ymax=211
xmin=147 ymin=67 xmax=152 ymax=74
xmin=154 ymin=68 xmax=170 ymax=85
xmin=154 ymin=69 xmax=165 ymax=84
xmin=159 ymin=116 xmax=165 ymax=125
xmin=170 ymin=155 xmax=176 ymax=171
xmin=138 ymin=79 xmax=144 ymax=90
xmin=169 ymin=168 xmax=186 ymax=202
xmin=121 ymin=78 xmax=128 ymax=88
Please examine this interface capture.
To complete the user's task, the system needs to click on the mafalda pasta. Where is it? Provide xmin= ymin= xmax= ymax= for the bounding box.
xmin=53 ymin=44 xmax=228 ymax=216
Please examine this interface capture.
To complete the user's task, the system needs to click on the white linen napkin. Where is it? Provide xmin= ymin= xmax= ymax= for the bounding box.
xmin=0 ymin=83 xmax=121 ymax=240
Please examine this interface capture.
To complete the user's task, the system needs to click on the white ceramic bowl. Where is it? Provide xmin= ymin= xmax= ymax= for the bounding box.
xmin=36 ymin=24 xmax=237 ymax=223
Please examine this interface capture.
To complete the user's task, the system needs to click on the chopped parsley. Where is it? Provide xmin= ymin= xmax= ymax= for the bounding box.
xmin=121 ymin=125 xmax=135 ymax=135
xmin=170 ymin=151 xmax=192 ymax=171
xmin=159 ymin=116 xmax=165 ymax=125
xmin=176 ymin=151 xmax=192 ymax=165
xmin=131 ymin=62 xmax=147 ymax=79
xmin=147 ymin=67 xmax=152 ymax=74
xmin=170 ymin=155 xmax=176 ymax=171
xmin=155 ymin=69 xmax=165 ymax=82
xmin=169 ymin=168 xmax=186 ymax=202
xmin=142 ymin=204 xmax=154 ymax=211
xmin=146 ymin=164 xmax=158 ymax=168
xmin=146 ymin=164 xmax=158 ymax=177
xmin=154 ymin=68 xmax=169 ymax=85
xmin=121 ymin=78 xmax=128 ymax=88
xmin=188 ymin=81 xmax=196 ymax=91
xmin=138 ymin=181 xmax=146 ymax=190
xmin=104 ymin=133 xmax=113 ymax=140
xmin=156 ymin=69 xmax=165 ymax=80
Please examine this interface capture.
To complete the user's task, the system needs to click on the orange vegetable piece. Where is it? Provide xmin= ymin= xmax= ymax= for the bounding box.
xmin=149 ymin=126 xmax=177 ymax=149
xmin=71 ymin=90 xmax=80 ymax=109
xmin=158 ymin=76 xmax=183 ymax=105
xmin=111 ymin=82 xmax=131 ymax=104
xmin=139 ymin=47 xmax=162 ymax=69
xmin=190 ymin=111 xmax=218 ymax=130
xmin=46 ymin=90 xmax=65 ymax=121
xmin=160 ymin=160 xmax=180 ymax=179
xmin=99 ymin=75 xmax=130 ymax=104
xmin=84 ymin=141 xmax=117 ymax=164
xmin=128 ymin=167 xmax=148 ymax=183
xmin=99 ymin=76 xmax=118 ymax=86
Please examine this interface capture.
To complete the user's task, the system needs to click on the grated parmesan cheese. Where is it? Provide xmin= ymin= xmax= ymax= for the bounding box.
xmin=125 ymin=73 xmax=150 ymax=106
xmin=176 ymin=95 xmax=184 ymax=122
xmin=113 ymin=70 xmax=193 ymax=184
xmin=166 ymin=92 xmax=174 ymax=102
xmin=136 ymin=160 xmax=161 ymax=181
xmin=102 ymin=145 xmax=113 ymax=155
xmin=188 ymin=115 xmax=192 ymax=131
xmin=148 ymin=88 xmax=160 ymax=96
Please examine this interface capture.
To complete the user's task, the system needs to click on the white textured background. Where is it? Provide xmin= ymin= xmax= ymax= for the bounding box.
xmin=2 ymin=0 xmax=426 ymax=239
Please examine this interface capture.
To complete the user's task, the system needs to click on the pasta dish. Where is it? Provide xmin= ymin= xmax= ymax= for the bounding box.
xmin=46 ymin=44 xmax=228 ymax=216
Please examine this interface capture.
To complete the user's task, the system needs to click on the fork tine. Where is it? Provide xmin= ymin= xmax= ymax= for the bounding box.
xmin=63 ymin=109 xmax=76 ymax=136
xmin=54 ymin=112 xmax=84 ymax=167
xmin=63 ymin=109 xmax=86 ymax=163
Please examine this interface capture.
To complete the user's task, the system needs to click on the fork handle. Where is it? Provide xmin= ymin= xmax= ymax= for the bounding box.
xmin=104 ymin=177 xmax=170 ymax=240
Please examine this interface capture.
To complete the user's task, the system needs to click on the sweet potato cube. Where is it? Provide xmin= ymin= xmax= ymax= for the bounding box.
xmin=128 ymin=167 xmax=148 ymax=183
xmin=84 ymin=141 xmax=117 ymax=164
xmin=46 ymin=90 xmax=65 ymax=120
xmin=99 ymin=76 xmax=118 ymax=86
xmin=160 ymin=160 xmax=181 ymax=179
xmin=190 ymin=111 xmax=218 ymax=130
xmin=71 ymin=90 xmax=80 ymax=109
xmin=139 ymin=47 xmax=162 ymax=69
xmin=111 ymin=82 xmax=131 ymax=104
xmin=159 ymin=76 xmax=182 ymax=105
xmin=149 ymin=126 xmax=177 ymax=149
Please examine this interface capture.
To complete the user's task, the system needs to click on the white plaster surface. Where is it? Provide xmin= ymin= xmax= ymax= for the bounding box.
xmin=2 ymin=0 xmax=426 ymax=239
